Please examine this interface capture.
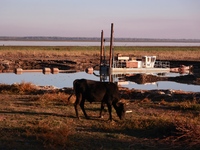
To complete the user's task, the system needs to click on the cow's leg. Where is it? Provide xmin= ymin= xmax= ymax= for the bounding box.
xmin=107 ymin=103 xmax=112 ymax=121
xmin=74 ymin=94 xmax=82 ymax=119
xmin=80 ymin=98 xmax=89 ymax=119
xmin=99 ymin=102 xmax=105 ymax=118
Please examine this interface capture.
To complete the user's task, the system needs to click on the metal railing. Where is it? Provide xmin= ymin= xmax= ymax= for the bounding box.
xmin=154 ymin=61 xmax=170 ymax=68
xmin=112 ymin=60 xmax=170 ymax=68
xmin=112 ymin=61 xmax=126 ymax=68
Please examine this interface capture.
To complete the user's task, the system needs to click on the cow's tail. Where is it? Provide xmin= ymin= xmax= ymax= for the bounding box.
xmin=68 ymin=79 xmax=78 ymax=102
xmin=68 ymin=93 xmax=73 ymax=101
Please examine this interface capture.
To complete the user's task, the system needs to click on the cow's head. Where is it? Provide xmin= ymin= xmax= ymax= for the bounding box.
xmin=116 ymin=101 xmax=126 ymax=120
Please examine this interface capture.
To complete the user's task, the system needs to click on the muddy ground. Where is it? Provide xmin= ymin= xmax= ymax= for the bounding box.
xmin=1 ymin=53 xmax=200 ymax=72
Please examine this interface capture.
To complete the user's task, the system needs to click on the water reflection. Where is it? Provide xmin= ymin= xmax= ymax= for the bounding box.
xmin=0 ymin=71 xmax=199 ymax=92
xmin=109 ymin=73 xmax=200 ymax=92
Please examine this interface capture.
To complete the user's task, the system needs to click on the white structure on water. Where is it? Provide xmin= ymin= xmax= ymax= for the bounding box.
xmin=110 ymin=55 xmax=170 ymax=74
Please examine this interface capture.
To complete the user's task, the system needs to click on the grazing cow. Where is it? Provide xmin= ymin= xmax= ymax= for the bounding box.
xmin=68 ymin=79 xmax=125 ymax=120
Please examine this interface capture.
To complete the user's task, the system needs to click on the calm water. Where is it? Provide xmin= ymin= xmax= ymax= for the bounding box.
xmin=0 ymin=71 xmax=199 ymax=92
xmin=1 ymin=41 xmax=200 ymax=46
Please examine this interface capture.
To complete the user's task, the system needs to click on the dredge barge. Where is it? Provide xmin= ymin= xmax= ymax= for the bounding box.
xmin=110 ymin=54 xmax=170 ymax=74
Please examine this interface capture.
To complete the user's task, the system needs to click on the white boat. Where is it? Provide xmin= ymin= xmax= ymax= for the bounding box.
xmin=110 ymin=55 xmax=170 ymax=74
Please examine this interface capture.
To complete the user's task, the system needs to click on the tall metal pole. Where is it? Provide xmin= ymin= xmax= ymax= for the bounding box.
xmin=100 ymin=30 xmax=104 ymax=65
xmin=109 ymin=23 xmax=114 ymax=69
xmin=109 ymin=23 xmax=114 ymax=82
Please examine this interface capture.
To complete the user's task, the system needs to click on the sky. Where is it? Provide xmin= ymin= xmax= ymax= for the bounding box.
xmin=0 ymin=0 xmax=200 ymax=39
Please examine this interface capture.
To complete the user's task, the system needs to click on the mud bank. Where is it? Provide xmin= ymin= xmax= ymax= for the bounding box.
xmin=119 ymin=87 xmax=200 ymax=103
xmin=125 ymin=74 xmax=200 ymax=85
xmin=1 ymin=55 xmax=200 ymax=73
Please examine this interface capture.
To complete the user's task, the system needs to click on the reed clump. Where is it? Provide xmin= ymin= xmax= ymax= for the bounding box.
xmin=25 ymin=119 xmax=74 ymax=149
xmin=0 ymin=82 xmax=36 ymax=94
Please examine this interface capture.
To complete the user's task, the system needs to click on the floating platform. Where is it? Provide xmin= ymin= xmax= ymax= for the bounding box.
xmin=0 ymin=68 xmax=77 ymax=74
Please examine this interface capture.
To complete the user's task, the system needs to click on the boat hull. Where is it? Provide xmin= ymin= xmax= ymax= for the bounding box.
xmin=110 ymin=67 xmax=170 ymax=74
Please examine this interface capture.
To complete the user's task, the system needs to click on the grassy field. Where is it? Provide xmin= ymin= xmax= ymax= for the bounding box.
xmin=0 ymin=46 xmax=200 ymax=61
xmin=0 ymin=83 xmax=199 ymax=149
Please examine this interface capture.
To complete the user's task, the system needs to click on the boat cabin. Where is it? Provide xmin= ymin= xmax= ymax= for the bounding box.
xmin=141 ymin=56 xmax=156 ymax=68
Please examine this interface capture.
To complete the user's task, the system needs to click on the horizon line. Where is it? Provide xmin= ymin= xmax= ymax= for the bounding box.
xmin=0 ymin=36 xmax=200 ymax=41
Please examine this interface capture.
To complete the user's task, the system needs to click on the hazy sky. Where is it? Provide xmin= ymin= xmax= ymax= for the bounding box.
xmin=1 ymin=0 xmax=200 ymax=39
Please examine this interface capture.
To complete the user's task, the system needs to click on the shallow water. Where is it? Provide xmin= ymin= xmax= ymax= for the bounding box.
xmin=0 ymin=71 xmax=199 ymax=92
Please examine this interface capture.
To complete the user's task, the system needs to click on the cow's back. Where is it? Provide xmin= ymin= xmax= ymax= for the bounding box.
xmin=85 ymin=80 xmax=107 ymax=102
xmin=73 ymin=79 xmax=87 ymax=94
xmin=86 ymin=80 xmax=119 ymax=103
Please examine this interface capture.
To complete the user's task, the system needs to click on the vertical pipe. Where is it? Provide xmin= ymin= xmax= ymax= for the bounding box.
xmin=109 ymin=23 xmax=114 ymax=69
xmin=103 ymin=39 xmax=106 ymax=64
xmin=100 ymin=30 xmax=104 ymax=65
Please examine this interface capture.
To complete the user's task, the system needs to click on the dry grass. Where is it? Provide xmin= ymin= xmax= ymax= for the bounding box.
xmin=0 ymin=46 xmax=200 ymax=61
xmin=0 ymin=46 xmax=100 ymax=58
xmin=173 ymin=118 xmax=200 ymax=148
xmin=38 ymin=92 xmax=69 ymax=103
xmin=25 ymin=118 xmax=74 ymax=149
xmin=113 ymin=46 xmax=200 ymax=61
xmin=0 ymin=82 xmax=36 ymax=94
xmin=0 ymin=83 xmax=200 ymax=149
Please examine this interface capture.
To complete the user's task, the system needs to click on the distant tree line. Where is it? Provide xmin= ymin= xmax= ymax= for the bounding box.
xmin=0 ymin=36 xmax=200 ymax=43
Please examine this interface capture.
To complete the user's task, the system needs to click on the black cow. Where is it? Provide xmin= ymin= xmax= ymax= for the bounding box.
xmin=68 ymin=79 xmax=125 ymax=120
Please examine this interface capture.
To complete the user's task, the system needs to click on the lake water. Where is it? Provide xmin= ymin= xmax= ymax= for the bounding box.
xmin=0 ymin=71 xmax=199 ymax=92
xmin=1 ymin=41 xmax=200 ymax=46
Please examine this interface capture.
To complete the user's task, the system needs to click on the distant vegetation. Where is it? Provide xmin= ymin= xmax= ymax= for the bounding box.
xmin=0 ymin=36 xmax=200 ymax=43
xmin=0 ymin=46 xmax=200 ymax=61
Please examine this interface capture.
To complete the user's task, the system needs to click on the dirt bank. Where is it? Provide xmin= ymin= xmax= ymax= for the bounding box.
xmin=0 ymin=55 xmax=98 ymax=72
